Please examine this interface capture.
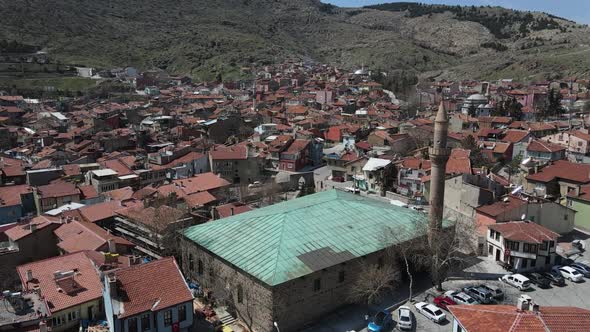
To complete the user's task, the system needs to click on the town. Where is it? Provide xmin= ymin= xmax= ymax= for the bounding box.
xmin=2 ymin=56 xmax=590 ymax=332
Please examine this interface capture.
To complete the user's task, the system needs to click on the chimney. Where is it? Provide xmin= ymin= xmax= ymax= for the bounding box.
xmin=30 ymin=224 xmax=37 ymax=232
xmin=107 ymin=239 xmax=116 ymax=253
xmin=26 ymin=269 xmax=33 ymax=282
xmin=107 ymin=273 xmax=117 ymax=298
xmin=230 ymin=207 xmax=235 ymax=216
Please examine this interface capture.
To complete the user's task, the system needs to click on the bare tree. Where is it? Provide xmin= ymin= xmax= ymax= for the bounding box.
xmin=417 ymin=212 xmax=479 ymax=291
xmin=348 ymin=262 xmax=401 ymax=305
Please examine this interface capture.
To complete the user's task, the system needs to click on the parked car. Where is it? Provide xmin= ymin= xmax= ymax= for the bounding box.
xmin=570 ymin=263 xmax=590 ymax=278
xmin=501 ymin=274 xmax=532 ymax=290
xmin=433 ymin=295 xmax=457 ymax=310
xmin=332 ymin=176 xmax=344 ymax=182
xmin=397 ymin=306 xmax=413 ymax=330
xmin=248 ymin=181 xmax=262 ymax=188
xmin=415 ymin=302 xmax=446 ymax=324
xmin=367 ymin=310 xmax=393 ymax=332
xmin=344 ymin=187 xmax=360 ymax=194
xmin=479 ymin=284 xmax=504 ymax=300
xmin=524 ymin=272 xmax=551 ymax=288
xmin=554 ymin=266 xmax=584 ymax=282
xmin=444 ymin=290 xmax=479 ymax=305
xmin=542 ymin=270 xmax=566 ymax=286
xmin=462 ymin=286 xmax=494 ymax=304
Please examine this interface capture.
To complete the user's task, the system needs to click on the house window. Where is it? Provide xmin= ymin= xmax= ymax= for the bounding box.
xmin=549 ymin=240 xmax=555 ymax=248
xmin=313 ymin=278 xmax=321 ymax=292
xmin=237 ymin=284 xmax=243 ymax=304
xmin=490 ymin=229 xmax=495 ymax=239
xmin=141 ymin=314 xmax=151 ymax=331
xmin=541 ymin=241 xmax=548 ymax=251
xmin=523 ymin=243 xmax=529 ymax=252
xmin=128 ymin=317 xmax=138 ymax=332
xmin=339 ymin=271 xmax=345 ymax=283
xmin=189 ymin=254 xmax=194 ymax=271
xmin=488 ymin=245 xmax=493 ymax=255
xmin=198 ymin=259 xmax=203 ymax=275
xmin=545 ymin=255 xmax=551 ymax=264
xmin=495 ymin=232 xmax=500 ymax=241
xmin=164 ymin=310 xmax=172 ymax=326
xmin=179 ymin=304 xmax=187 ymax=322
xmin=564 ymin=214 xmax=568 ymax=221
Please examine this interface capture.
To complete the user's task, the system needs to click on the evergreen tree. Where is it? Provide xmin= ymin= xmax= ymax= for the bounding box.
xmin=544 ymin=88 xmax=563 ymax=119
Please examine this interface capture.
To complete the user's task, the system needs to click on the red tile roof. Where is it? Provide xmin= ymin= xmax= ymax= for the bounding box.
xmin=216 ymin=202 xmax=253 ymax=219
xmin=527 ymin=140 xmax=566 ymax=153
xmin=54 ymin=220 xmax=133 ymax=253
xmin=110 ymin=257 xmax=193 ymax=319
xmin=284 ymin=139 xmax=310 ymax=154
xmin=449 ymin=304 xmax=590 ymax=332
xmin=569 ymin=184 xmax=590 ymax=203
xmin=17 ymin=251 xmax=103 ymax=314
xmin=105 ymin=187 xmax=135 ymax=201
xmin=151 ymin=151 xmax=206 ymax=170
xmin=476 ymin=196 xmax=527 ymax=218
xmin=171 ymin=172 xmax=231 ymax=194
xmin=501 ymin=129 xmax=530 ymax=143
xmin=526 ymin=160 xmax=590 ymax=184
xmin=79 ymin=185 xmax=99 ymax=200
xmin=37 ymin=182 xmax=80 ymax=199
xmin=489 ymin=221 xmax=559 ymax=243
xmin=184 ymin=191 xmax=218 ymax=208
xmin=0 ymin=184 xmax=32 ymax=207
xmin=5 ymin=216 xmax=61 ymax=241
xmin=209 ymin=145 xmax=248 ymax=160
xmin=76 ymin=200 xmax=124 ymax=223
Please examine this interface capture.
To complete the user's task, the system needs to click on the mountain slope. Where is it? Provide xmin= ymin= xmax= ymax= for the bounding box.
xmin=1 ymin=0 xmax=589 ymax=81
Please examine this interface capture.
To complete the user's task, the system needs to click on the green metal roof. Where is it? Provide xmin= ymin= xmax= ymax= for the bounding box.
xmin=183 ymin=190 xmax=430 ymax=286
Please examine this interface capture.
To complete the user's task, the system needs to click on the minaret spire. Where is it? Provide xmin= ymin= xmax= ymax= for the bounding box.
xmin=428 ymin=102 xmax=451 ymax=245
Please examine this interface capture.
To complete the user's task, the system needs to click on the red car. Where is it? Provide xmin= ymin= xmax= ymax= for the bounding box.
xmin=433 ymin=295 xmax=457 ymax=310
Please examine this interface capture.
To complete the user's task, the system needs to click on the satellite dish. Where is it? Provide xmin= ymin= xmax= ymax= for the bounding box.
xmin=521 ymin=214 xmax=526 ymax=220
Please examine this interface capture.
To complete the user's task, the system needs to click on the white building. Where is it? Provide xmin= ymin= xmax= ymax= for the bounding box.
xmin=487 ymin=221 xmax=559 ymax=272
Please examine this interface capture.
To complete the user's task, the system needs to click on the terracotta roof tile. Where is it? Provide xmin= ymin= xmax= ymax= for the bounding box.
xmin=54 ymin=220 xmax=133 ymax=253
xmin=527 ymin=160 xmax=590 ymax=184
xmin=171 ymin=172 xmax=231 ymax=194
xmin=476 ymin=196 xmax=528 ymax=218
xmin=216 ymin=202 xmax=253 ymax=219
xmin=111 ymin=257 xmax=193 ymax=319
xmin=501 ymin=130 xmax=530 ymax=143
xmin=37 ymin=182 xmax=80 ymax=199
xmin=5 ymin=216 xmax=61 ymax=241
xmin=489 ymin=221 xmax=559 ymax=243
xmin=449 ymin=305 xmax=590 ymax=332
xmin=17 ymin=251 xmax=103 ymax=313
xmin=0 ymin=184 xmax=32 ymax=207
xmin=527 ymin=140 xmax=566 ymax=153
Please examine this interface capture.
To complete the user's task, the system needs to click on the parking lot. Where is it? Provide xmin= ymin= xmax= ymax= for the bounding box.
xmin=358 ymin=267 xmax=590 ymax=331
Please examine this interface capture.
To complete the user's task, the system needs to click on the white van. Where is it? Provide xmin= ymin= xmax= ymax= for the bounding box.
xmin=501 ymin=273 xmax=531 ymax=290
xmin=390 ymin=200 xmax=409 ymax=208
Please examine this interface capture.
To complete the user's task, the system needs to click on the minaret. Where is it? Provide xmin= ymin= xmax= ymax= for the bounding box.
xmin=428 ymin=102 xmax=451 ymax=245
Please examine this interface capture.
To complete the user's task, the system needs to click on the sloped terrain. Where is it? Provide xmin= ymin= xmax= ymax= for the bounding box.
xmin=1 ymin=0 xmax=589 ymax=81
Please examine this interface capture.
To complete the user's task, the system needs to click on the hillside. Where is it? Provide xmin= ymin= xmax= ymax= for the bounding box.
xmin=1 ymin=0 xmax=590 ymax=82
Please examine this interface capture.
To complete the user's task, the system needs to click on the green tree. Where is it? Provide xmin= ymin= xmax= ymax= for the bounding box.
xmin=543 ymin=88 xmax=563 ymax=119
xmin=505 ymin=98 xmax=523 ymax=120
xmin=461 ymin=135 xmax=488 ymax=167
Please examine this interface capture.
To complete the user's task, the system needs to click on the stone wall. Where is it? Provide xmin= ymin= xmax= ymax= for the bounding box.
xmin=180 ymin=237 xmax=399 ymax=332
